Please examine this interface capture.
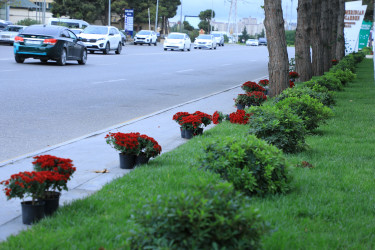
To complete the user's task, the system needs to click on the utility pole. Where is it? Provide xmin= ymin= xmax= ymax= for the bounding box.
xmin=179 ymin=0 xmax=183 ymax=32
xmin=148 ymin=8 xmax=151 ymax=30
xmin=155 ymin=0 xmax=159 ymax=32
xmin=210 ymin=0 xmax=213 ymax=33
xmin=108 ymin=0 xmax=111 ymax=26
xmin=42 ymin=0 xmax=46 ymax=24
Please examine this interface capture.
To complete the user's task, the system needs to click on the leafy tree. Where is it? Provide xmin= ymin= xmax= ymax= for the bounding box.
xmin=285 ymin=30 xmax=296 ymax=46
xmin=239 ymin=26 xmax=250 ymax=43
xmin=183 ymin=21 xmax=194 ymax=31
xmin=198 ymin=9 xmax=215 ymax=33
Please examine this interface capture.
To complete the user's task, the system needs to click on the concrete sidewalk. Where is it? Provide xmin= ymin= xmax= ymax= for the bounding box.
xmin=0 ymin=77 xmax=265 ymax=242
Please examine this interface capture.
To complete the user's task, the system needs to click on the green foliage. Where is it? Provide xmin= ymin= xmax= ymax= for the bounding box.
xmin=330 ymin=55 xmax=357 ymax=73
xmin=275 ymin=95 xmax=334 ymax=132
xmin=224 ymin=34 xmax=229 ymax=43
xmin=128 ymin=183 xmax=269 ymax=249
xmin=198 ymin=9 xmax=215 ymax=33
xmin=285 ymin=30 xmax=296 ymax=46
xmin=326 ymin=69 xmax=356 ymax=86
xmin=201 ymin=135 xmax=292 ymax=196
xmin=183 ymin=21 xmax=194 ymax=31
xmin=239 ymin=26 xmax=250 ymax=42
xmin=248 ymin=105 xmax=307 ymax=153
xmin=274 ymin=86 xmax=335 ymax=107
xmin=361 ymin=46 xmax=373 ymax=55
xmin=16 ymin=18 xmax=40 ymax=26
xmin=305 ymin=74 xmax=343 ymax=91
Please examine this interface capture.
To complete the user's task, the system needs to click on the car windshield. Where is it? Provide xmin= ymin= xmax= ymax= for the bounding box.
xmin=83 ymin=26 xmax=108 ymax=35
xmin=21 ymin=26 xmax=60 ymax=36
xmin=138 ymin=30 xmax=151 ymax=35
xmin=212 ymin=34 xmax=221 ymax=37
xmin=4 ymin=26 xmax=23 ymax=32
xmin=168 ymin=33 xmax=184 ymax=39
xmin=197 ymin=35 xmax=212 ymax=40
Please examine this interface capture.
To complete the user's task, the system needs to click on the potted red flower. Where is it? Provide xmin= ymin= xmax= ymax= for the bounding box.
xmin=241 ymin=81 xmax=266 ymax=93
xmin=32 ymin=155 xmax=76 ymax=215
xmin=258 ymin=79 xmax=269 ymax=95
xmin=247 ymin=91 xmax=267 ymax=106
xmin=234 ymin=94 xmax=251 ymax=110
xmin=289 ymin=80 xmax=295 ymax=88
xmin=212 ymin=111 xmax=227 ymax=124
xmin=173 ymin=112 xmax=191 ymax=138
xmin=1 ymin=171 xmax=66 ymax=224
xmin=289 ymin=71 xmax=299 ymax=82
xmin=179 ymin=114 xmax=203 ymax=139
xmin=137 ymin=134 xmax=162 ymax=165
xmin=229 ymin=110 xmax=252 ymax=124
xmin=105 ymin=132 xmax=141 ymax=169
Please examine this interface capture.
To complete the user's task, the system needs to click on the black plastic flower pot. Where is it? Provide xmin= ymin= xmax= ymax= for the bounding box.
xmin=119 ymin=153 xmax=136 ymax=169
xmin=21 ymin=200 xmax=45 ymax=225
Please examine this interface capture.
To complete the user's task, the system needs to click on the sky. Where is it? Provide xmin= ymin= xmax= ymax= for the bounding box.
xmin=170 ymin=0 xmax=298 ymax=28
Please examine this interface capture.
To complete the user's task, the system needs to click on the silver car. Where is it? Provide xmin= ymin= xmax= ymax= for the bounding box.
xmin=0 ymin=25 xmax=26 ymax=45
xmin=194 ymin=34 xmax=217 ymax=50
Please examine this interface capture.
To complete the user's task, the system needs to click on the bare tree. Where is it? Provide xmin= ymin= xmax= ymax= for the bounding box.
xmin=295 ymin=0 xmax=312 ymax=82
xmin=263 ymin=0 xmax=289 ymax=97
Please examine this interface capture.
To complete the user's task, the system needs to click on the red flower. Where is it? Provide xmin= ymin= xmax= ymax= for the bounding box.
xmin=241 ymin=81 xmax=266 ymax=92
xmin=247 ymin=91 xmax=267 ymax=105
xmin=105 ymin=132 xmax=141 ymax=155
xmin=289 ymin=71 xmax=299 ymax=78
xmin=289 ymin=80 xmax=295 ymax=88
xmin=258 ymin=79 xmax=269 ymax=86
xmin=212 ymin=111 xmax=225 ymax=124
xmin=172 ymin=112 xmax=190 ymax=123
xmin=229 ymin=110 xmax=251 ymax=124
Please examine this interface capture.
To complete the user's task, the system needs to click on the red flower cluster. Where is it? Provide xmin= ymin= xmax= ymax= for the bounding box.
xmin=32 ymin=155 xmax=76 ymax=180
xmin=289 ymin=71 xmax=299 ymax=78
xmin=172 ymin=112 xmax=190 ymax=123
xmin=229 ymin=110 xmax=251 ymax=125
xmin=138 ymin=134 xmax=162 ymax=158
xmin=332 ymin=59 xmax=338 ymax=65
xmin=258 ymin=79 xmax=269 ymax=86
xmin=173 ymin=111 xmax=212 ymax=131
xmin=1 ymin=171 xmax=68 ymax=201
xmin=180 ymin=115 xmax=202 ymax=130
xmin=241 ymin=81 xmax=266 ymax=92
xmin=212 ymin=111 xmax=225 ymax=124
xmin=247 ymin=91 xmax=267 ymax=105
xmin=193 ymin=111 xmax=212 ymax=126
xmin=105 ymin=132 xmax=141 ymax=155
xmin=289 ymin=80 xmax=295 ymax=88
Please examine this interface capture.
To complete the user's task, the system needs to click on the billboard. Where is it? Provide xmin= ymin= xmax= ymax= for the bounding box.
xmin=358 ymin=20 xmax=372 ymax=50
xmin=125 ymin=9 xmax=134 ymax=36
xmin=344 ymin=1 xmax=367 ymax=55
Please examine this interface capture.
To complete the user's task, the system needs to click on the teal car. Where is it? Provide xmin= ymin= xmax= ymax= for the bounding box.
xmin=14 ymin=25 xmax=87 ymax=66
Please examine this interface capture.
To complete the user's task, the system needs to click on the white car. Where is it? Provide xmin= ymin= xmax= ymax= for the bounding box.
xmin=212 ymin=33 xmax=224 ymax=46
xmin=246 ymin=39 xmax=259 ymax=46
xmin=134 ymin=30 xmax=157 ymax=46
xmin=79 ymin=25 xmax=122 ymax=54
xmin=194 ymin=34 xmax=217 ymax=50
xmin=163 ymin=32 xmax=191 ymax=51
xmin=0 ymin=25 xmax=26 ymax=45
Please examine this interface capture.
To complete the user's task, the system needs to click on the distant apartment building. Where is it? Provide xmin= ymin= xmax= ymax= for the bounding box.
xmin=211 ymin=17 xmax=265 ymax=36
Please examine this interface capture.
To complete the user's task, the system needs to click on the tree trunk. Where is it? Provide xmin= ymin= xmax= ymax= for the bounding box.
xmin=311 ymin=0 xmax=324 ymax=76
xmin=321 ymin=0 xmax=331 ymax=72
xmin=295 ymin=0 xmax=312 ymax=82
xmin=330 ymin=0 xmax=339 ymax=61
xmin=264 ymin=0 xmax=289 ymax=97
xmin=336 ymin=0 xmax=346 ymax=60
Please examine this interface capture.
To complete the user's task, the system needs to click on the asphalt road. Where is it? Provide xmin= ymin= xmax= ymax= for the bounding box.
xmin=0 ymin=43 xmax=295 ymax=163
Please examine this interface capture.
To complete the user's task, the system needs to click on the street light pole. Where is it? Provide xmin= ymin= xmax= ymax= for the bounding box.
xmin=108 ymin=0 xmax=111 ymax=26
xmin=42 ymin=0 xmax=46 ymax=24
xmin=179 ymin=0 xmax=183 ymax=32
xmin=155 ymin=0 xmax=159 ymax=32
xmin=210 ymin=0 xmax=213 ymax=33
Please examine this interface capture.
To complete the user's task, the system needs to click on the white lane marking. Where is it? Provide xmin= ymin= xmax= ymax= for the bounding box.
xmin=0 ymin=69 xmax=17 ymax=72
xmin=176 ymin=69 xmax=194 ymax=73
xmin=92 ymin=79 xmax=127 ymax=84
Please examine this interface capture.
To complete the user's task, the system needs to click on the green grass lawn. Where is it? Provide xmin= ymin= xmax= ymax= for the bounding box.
xmin=0 ymin=59 xmax=374 ymax=249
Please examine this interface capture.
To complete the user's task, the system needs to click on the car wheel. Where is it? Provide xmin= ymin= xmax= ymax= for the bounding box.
xmin=103 ymin=43 xmax=110 ymax=54
xmin=148 ymin=42 xmax=151 ymax=46
xmin=78 ymin=49 xmax=87 ymax=65
xmin=115 ymin=43 xmax=122 ymax=54
xmin=154 ymin=41 xmax=157 ymax=46
xmin=214 ymin=45 xmax=217 ymax=50
xmin=194 ymin=47 xmax=197 ymax=49
xmin=134 ymin=42 xmax=137 ymax=45
xmin=222 ymin=43 xmax=224 ymax=47
xmin=181 ymin=45 xmax=185 ymax=52
xmin=187 ymin=45 xmax=191 ymax=51
xmin=57 ymin=48 xmax=67 ymax=66
xmin=15 ymin=54 xmax=24 ymax=63
xmin=164 ymin=48 xmax=167 ymax=51
xmin=199 ymin=47 xmax=201 ymax=49
xmin=40 ymin=59 xmax=48 ymax=64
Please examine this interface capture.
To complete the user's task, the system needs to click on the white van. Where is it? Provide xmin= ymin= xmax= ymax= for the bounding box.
xmin=48 ymin=18 xmax=89 ymax=29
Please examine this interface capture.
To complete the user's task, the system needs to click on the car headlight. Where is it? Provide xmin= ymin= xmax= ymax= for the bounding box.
xmin=98 ymin=38 xmax=105 ymax=41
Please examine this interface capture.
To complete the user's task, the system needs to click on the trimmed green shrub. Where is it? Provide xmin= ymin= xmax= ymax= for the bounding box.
xmin=248 ymin=105 xmax=307 ymax=153
xmin=200 ymin=135 xmax=292 ymax=196
xmin=327 ymin=69 xmax=356 ymax=85
xmin=350 ymin=52 xmax=365 ymax=63
xmin=275 ymin=95 xmax=333 ymax=132
xmin=330 ymin=56 xmax=356 ymax=73
xmin=274 ymin=85 xmax=335 ymax=107
xmin=305 ymin=74 xmax=343 ymax=91
xmin=127 ymin=183 xmax=269 ymax=249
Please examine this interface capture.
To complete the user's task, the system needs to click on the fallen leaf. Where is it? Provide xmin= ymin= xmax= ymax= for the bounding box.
xmin=94 ymin=169 xmax=109 ymax=173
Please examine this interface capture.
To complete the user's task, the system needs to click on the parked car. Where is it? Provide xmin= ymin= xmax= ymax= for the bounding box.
xmin=79 ymin=25 xmax=122 ymax=54
xmin=133 ymin=30 xmax=157 ymax=46
xmin=0 ymin=20 xmax=12 ymax=31
xmin=70 ymin=28 xmax=83 ymax=35
xmin=258 ymin=37 xmax=267 ymax=46
xmin=49 ymin=18 xmax=89 ymax=29
xmin=211 ymin=33 xmax=224 ymax=46
xmin=163 ymin=32 xmax=191 ymax=51
xmin=13 ymin=25 xmax=87 ymax=66
xmin=119 ymin=30 xmax=126 ymax=46
xmin=0 ymin=25 xmax=26 ymax=45
xmin=193 ymin=34 xmax=217 ymax=50
xmin=246 ymin=39 xmax=259 ymax=46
